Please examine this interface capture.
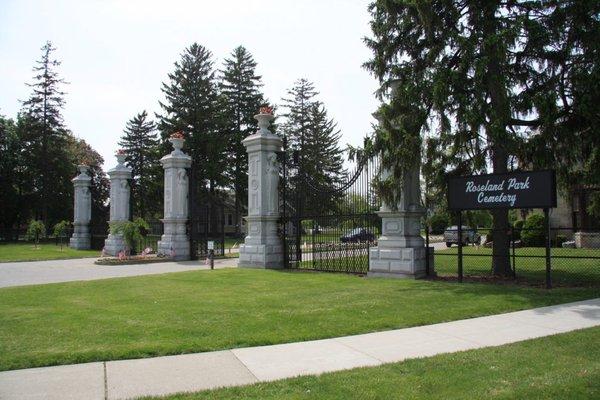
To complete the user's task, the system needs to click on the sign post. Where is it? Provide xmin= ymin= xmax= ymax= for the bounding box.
xmin=448 ymin=170 xmax=556 ymax=288
xmin=207 ymin=240 xmax=214 ymax=270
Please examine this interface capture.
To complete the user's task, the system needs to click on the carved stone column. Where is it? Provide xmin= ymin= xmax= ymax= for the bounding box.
xmin=104 ymin=152 xmax=132 ymax=255
xmin=69 ymin=165 xmax=92 ymax=250
xmin=157 ymin=136 xmax=192 ymax=260
xmin=368 ymin=164 xmax=434 ymax=278
xmin=238 ymin=112 xmax=284 ymax=269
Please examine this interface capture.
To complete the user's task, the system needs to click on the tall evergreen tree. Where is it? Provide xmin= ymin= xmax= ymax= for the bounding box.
xmin=158 ymin=43 xmax=225 ymax=194
xmin=219 ymin=46 xmax=265 ymax=235
xmin=119 ymin=111 xmax=161 ymax=219
xmin=281 ymin=79 xmax=345 ymax=214
xmin=0 ymin=115 xmax=21 ymax=240
xmin=364 ymin=0 xmax=599 ymax=276
xmin=68 ymin=137 xmax=109 ymax=226
xmin=19 ymin=41 xmax=73 ymax=229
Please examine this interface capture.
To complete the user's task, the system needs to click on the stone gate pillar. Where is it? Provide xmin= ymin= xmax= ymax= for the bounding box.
xmin=104 ymin=152 xmax=132 ymax=255
xmin=238 ymin=110 xmax=284 ymax=269
xmin=368 ymin=164 xmax=434 ymax=278
xmin=157 ymin=134 xmax=192 ymax=260
xmin=69 ymin=165 xmax=92 ymax=249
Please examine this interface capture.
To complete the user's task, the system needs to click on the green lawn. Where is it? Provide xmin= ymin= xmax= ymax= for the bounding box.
xmin=0 ymin=268 xmax=598 ymax=371
xmin=0 ymin=242 xmax=100 ymax=262
xmin=435 ymin=246 xmax=600 ymax=286
xmin=153 ymin=326 xmax=600 ymax=400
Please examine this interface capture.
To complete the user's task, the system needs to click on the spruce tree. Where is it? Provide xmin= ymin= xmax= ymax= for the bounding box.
xmin=119 ymin=111 xmax=161 ymax=219
xmin=158 ymin=43 xmax=225 ymax=194
xmin=19 ymin=41 xmax=73 ymax=229
xmin=0 ymin=115 xmax=21 ymax=239
xmin=281 ymin=79 xmax=345 ymax=215
xmin=68 ymin=137 xmax=109 ymax=226
xmin=364 ymin=0 xmax=600 ymax=276
xmin=219 ymin=46 xmax=265 ymax=236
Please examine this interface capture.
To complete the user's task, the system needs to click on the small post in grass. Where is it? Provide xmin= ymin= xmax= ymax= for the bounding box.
xmin=457 ymin=212 xmax=463 ymax=283
xmin=544 ymin=208 xmax=552 ymax=289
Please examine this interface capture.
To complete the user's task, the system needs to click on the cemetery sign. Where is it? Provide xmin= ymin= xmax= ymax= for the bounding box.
xmin=448 ymin=170 xmax=556 ymax=210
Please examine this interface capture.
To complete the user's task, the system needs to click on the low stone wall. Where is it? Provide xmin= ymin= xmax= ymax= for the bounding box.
xmin=574 ymin=231 xmax=600 ymax=249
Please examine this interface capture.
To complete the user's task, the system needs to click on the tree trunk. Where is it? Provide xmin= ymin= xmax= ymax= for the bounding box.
xmin=482 ymin=4 xmax=512 ymax=276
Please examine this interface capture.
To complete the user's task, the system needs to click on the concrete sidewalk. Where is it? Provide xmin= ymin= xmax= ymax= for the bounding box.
xmin=1 ymin=298 xmax=598 ymax=400
xmin=0 ymin=257 xmax=238 ymax=288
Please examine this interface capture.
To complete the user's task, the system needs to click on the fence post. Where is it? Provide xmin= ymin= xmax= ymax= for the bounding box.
xmin=425 ymin=224 xmax=430 ymax=276
xmin=544 ymin=208 xmax=552 ymax=289
xmin=458 ymin=212 xmax=463 ymax=283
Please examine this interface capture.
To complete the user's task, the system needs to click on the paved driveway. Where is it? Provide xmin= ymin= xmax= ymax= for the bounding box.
xmin=0 ymin=257 xmax=238 ymax=288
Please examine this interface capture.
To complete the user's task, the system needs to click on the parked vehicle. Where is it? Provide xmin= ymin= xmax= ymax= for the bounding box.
xmin=340 ymin=228 xmax=375 ymax=243
xmin=443 ymin=226 xmax=481 ymax=247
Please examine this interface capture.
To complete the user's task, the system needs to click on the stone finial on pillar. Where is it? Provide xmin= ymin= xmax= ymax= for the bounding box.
xmin=238 ymin=109 xmax=284 ymax=269
xmin=368 ymin=165 xmax=434 ymax=278
xmin=157 ymin=133 xmax=192 ymax=260
xmin=69 ymin=165 xmax=92 ymax=249
xmin=104 ymin=151 xmax=132 ymax=255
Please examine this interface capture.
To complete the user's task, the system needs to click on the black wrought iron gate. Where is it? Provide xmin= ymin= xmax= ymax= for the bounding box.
xmin=280 ymin=144 xmax=380 ymax=274
xmin=188 ymin=164 xmax=225 ymax=260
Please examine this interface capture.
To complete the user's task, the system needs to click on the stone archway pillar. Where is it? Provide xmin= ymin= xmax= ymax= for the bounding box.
xmin=69 ymin=165 xmax=92 ymax=250
xmin=157 ymin=135 xmax=192 ymax=260
xmin=104 ymin=152 xmax=132 ymax=255
xmin=368 ymin=165 xmax=434 ymax=278
xmin=238 ymin=111 xmax=284 ymax=269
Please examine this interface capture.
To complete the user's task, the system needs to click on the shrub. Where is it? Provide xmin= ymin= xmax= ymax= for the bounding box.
xmin=521 ymin=214 xmax=546 ymax=247
xmin=53 ymin=220 xmax=71 ymax=250
xmin=110 ymin=218 xmax=150 ymax=254
xmin=512 ymin=219 xmax=524 ymax=241
xmin=26 ymin=220 xmax=46 ymax=248
xmin=429 ymin=213 xmax=449 ymax=235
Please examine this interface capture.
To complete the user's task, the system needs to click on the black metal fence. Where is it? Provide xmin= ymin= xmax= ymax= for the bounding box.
xmin=427 ymin=226 xmax=600 ymax=287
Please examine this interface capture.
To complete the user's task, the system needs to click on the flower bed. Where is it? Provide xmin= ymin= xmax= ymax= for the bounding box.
xmin=94 ymin=254 xmax=172 ymax=266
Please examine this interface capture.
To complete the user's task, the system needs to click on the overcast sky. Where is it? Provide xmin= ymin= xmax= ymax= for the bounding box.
xmin=0 ymin=0 xmax=380 ymax=170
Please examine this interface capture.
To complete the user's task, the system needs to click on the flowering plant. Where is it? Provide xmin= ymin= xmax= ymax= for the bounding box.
xmin=170 ymin=131 xmax=185 ymax=139
xmin=259 ymin=106 xmax=273 ymax=115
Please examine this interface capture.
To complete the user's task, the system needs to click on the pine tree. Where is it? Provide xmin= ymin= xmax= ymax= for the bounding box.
xmin=119 ymin=111 xmax=161 ymax=219
xmin=281 ymin=79 xmax=318 ymax=156
xmin=219 ymin=46 xmax=265 ymax=236
xmin=68 ymin=137 xmax=109 ymax=227
xmin=281 ymin=79 xmax=345 ymax=215
xmin=158 ymin=43 xmax=225 ymax=194
xmin=0 ymin=115 xmax=21 ymax=240
xmin=364 ymin=0 xmax=600 ymax=276
xmin=19 ymin=41 xmax=73 ymax=229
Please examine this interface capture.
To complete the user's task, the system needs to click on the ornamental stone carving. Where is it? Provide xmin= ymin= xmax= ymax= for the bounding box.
xmin=104 ymin=152 xmax=132 ymax=256
xmin=238 ymin=111 xmax=284 ymax=269
xmin=69 ymin=165 xmax=92 ymax=250
xmin=156 ymin=136 xmax=192 ymax=260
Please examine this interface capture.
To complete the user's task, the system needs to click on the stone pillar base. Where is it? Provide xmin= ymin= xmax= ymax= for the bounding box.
xmin=368 ymin=246 xmax=434 ymax=279
xmin=157 ymin=235 xmax=190 ymax=261
xmin=157 ymin=218 xmax=190 ymax=261
xmin=69 ymin=234 xmax=91 ymax=250
xmin=574 ymin=231 xmax=600 ymax=249
xmin=238 ymin=243 xmax=284 ymax=269
xmin=104 ymin=234 xmax=127 ymax=256
xmin=69 ymin=224 xmax=91 ymax=250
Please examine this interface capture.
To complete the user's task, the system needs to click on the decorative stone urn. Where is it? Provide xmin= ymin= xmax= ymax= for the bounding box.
xmin=238 ymin=110 xmax=284 ymax=269
xmin=157 ymin=134 xmax=192 ymax=260
xmin=103 ymin=151 xmax=132 ymax=255
xmin=69 ymin=165 xmax=92 ymax=250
